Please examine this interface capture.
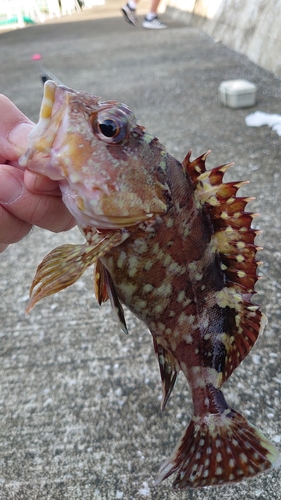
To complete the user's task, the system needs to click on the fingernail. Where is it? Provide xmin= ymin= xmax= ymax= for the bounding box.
xmin=0 ymin=172 xmax=24 ymax=204
xmin=7 ymin=122 xmax=33 ymax=151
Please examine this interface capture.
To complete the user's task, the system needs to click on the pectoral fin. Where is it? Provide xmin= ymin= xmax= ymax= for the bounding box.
xmin=26 ymin=231 xmax=123 ymax=312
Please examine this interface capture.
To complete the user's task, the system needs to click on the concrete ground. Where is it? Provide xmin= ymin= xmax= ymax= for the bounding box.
xmin=0 ymin=1 xmax=281 ymax=499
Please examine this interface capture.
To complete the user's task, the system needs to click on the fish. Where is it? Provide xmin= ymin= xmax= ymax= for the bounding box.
xmin=19 ymin=80 xmax=280 ymax=489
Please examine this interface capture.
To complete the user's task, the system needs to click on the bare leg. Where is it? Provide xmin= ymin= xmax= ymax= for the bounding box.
xmin=150 ymin=0 xmax=161 ymax=15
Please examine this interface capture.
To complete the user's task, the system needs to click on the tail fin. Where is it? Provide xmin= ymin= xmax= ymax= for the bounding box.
xmin=156 ymin=408 xmax=280 ymax=489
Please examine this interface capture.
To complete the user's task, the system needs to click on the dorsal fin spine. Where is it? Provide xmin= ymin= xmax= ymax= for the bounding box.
xmin=183 ymin=150 xmax=261 ymax=298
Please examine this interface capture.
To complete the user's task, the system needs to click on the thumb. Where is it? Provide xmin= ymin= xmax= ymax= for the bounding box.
xmin=0 ymin=95 xmax=34 ymax=163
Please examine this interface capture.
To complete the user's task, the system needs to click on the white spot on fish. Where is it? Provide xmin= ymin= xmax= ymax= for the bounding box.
xmin=153 ymin=283 xmax=172 ymax=297
xmin=168 ymin=261 xmax=184 ymax=274
xmin=117 ymin=250 xmax=127 ymax=269
xmin=178 ymin=312 xmax=187 ymax=326
xmin=177 ymin=290 xmax=185 ymax=303
xmin=240 ymin=453 xmax=248 ymax=463
xmin=237 ymin=241 xmax=245 ymax=249
xmin=188 ymin=315 xmax=195 ymax=325
xmin=136 ymin=299 xmax=147 ymax=309
xmin=128 ymin=256 xmax=139 ymax=277
xmin=236 ymin=254 xmax=244 ymax=262
xmin=163 ymin=254 xmax=172 ymax=267
xmin=157 ymin=322 xmax=166 ymax=333
xmin=188 ymin=262 xmax=197 ymax=272
xmin=134 ymin=238 xmax=148 ymax=254
xmin=185 ymin=334 xmax=193 ymax=344
xmin=118 ymin=282 xmax=137 ymax=299
xmin=154 ymin=303 xmax=166 ymax=314
xmin=237 ymin=270 xmax=246 ymax=278
xmin=216 ymin=287 xmax=242 ymax=309
xmin=144 ymin=260 xmax=153 ymax=271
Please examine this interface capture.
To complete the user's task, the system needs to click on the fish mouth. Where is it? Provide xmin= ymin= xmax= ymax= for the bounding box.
xmin=19 ymin=81 xmax=71 ymax=179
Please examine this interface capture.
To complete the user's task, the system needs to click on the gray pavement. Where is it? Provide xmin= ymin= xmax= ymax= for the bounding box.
xmin=1 ymin=1 xmax=281 ymax=499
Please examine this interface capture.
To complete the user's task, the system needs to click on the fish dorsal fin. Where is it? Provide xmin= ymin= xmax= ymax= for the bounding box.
xmin=183 ymin=152 xmax=266 ymax=382
xmin=183 ymin=150 xmax=211 ymax=180
xmin=183 ymin=151 xmax=258 ymax=295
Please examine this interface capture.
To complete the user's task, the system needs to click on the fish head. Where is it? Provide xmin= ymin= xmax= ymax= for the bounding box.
xmin=20 ymin=81 xmax=169 ymax=229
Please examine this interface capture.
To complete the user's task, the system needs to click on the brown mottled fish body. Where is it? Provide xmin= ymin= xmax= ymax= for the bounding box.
xmin=20 ymin=81 xmax=280 ymax=489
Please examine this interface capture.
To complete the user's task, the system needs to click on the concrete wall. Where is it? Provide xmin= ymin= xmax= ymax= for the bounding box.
xmin=164 ymin=0 xmax=281 ymax=78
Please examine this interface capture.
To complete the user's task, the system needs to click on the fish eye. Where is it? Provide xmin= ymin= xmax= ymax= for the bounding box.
xmin=92 ymin=109 xmax=129 ymax=144
xmin=99 ymin=119 xmax=119 ymax=138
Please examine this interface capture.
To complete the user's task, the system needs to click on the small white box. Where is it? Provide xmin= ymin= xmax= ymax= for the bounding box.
xmin=219 ymin=79 xmax=257 ymax=108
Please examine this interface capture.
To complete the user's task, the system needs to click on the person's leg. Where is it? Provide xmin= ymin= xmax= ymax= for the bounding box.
xmin=150 ymin=0 xmax=161 ymax=15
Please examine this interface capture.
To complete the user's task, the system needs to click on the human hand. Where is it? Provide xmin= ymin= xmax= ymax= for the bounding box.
xmin=0 ymin=95 xmax=75 ymax=253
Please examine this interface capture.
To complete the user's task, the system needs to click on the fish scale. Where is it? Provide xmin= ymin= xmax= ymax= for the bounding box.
xmin=19 ymin=80 xmax=281 ymax=489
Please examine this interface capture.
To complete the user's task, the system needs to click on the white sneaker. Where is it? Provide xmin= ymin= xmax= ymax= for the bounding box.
xmin=121 ymin=4 xmax=137 ymax=26
xmin=142 ymin=16 xmax=167 ymax=29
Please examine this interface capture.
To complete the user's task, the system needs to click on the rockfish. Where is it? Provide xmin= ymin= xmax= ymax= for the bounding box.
xmin=20 ymin=81 xmax=280 ymax=489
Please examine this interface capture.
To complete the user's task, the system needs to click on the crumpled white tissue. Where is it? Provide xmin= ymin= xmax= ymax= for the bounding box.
xmin=245 ymin=111 xmax=281 ymax=136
